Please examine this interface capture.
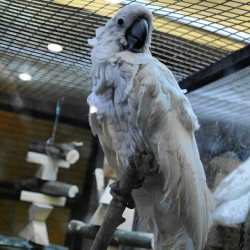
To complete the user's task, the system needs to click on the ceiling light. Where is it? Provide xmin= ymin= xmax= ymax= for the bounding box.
xmin=19 ymin=73 xmax=32 ymax=81
xmin=47 ymin=43 xmax=63 ymax=53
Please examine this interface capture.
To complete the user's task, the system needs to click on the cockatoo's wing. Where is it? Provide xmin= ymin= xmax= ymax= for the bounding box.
xmin=124 ymin=54 xmax=214 ymax=249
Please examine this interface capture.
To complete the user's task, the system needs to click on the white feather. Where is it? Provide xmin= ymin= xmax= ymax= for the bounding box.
xmin=212 ymin=157 xmax=250 ymax=226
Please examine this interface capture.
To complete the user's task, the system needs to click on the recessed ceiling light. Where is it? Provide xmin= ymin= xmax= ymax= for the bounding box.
xmin=47 ymin=43 xmax=63 ymax=53
xmin=19 ymin=73 xmax=32 ymax=81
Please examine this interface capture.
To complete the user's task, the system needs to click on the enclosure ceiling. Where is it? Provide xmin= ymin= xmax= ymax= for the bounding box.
xmin=0 ymin=0 xmax=249 ymax=123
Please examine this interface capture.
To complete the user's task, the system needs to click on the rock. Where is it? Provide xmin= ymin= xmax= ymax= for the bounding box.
xmin=205 ymin=225 xmax=242 ymax=250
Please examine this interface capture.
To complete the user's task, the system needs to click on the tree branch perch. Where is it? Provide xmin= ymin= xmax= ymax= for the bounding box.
xmin=90 ymin=164 xmax=141 ymax=250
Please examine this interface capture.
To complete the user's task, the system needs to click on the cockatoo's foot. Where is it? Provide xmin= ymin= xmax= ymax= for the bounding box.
xmin=109 ymin=181 xmax=135 ymax=209
xmin=109 ymin=151 xmax=159 ymax=209
xmin=129 ymin=150 xmax=159 ymax=178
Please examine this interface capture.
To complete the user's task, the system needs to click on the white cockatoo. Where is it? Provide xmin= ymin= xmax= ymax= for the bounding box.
xmin=212 ymin=156 xmax=250 ymax=227
xmin=87 ymin=3 xmax=213 ymax=249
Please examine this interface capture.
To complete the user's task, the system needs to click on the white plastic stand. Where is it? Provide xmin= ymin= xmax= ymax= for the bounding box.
xmin=26 ymin=152 xmax=70 ymax=181
xmin=19 ymin=203 xmax=53 ymax=245
xmin=19 ymin=149 xmax=78 ymax=246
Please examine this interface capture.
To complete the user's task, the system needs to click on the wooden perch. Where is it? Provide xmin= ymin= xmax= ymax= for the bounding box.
xmin=68 ymin=221 xmax=154 ymax=249
xmin=29 ymin=141 xmax=83 ymax=164
xmin=41 ymin=181 xmax=79 ymax=198
xmin=18 ymin=178 xmax=79 ymax=198
xmin=90 ymin=164 xmax=141 ymax=250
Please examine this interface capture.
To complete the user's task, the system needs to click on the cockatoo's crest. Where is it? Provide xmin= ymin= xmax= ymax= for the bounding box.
xmin=88 ymin=3 xmax=153 ymax=61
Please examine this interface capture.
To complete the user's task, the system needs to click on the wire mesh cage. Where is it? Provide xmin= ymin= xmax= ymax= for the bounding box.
xmin=0 ymin=0 xmax=250 ymax=249
xmin=0 ymin=0 xmax=249 ymax=110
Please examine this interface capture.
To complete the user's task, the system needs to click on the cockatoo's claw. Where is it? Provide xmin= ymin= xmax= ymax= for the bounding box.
xmin=129 ymin=150 xmax=159 ymax=178
xmin=109 ymin=181 xmax=135 ymax=209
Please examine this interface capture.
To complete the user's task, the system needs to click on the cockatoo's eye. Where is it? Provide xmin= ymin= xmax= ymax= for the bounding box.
xmin=118 ymin=18 xmax=124 ymax=25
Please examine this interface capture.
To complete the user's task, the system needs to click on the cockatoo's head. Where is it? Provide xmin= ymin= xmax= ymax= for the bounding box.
xmin=88 ymin=3 xmax=153 ymax=59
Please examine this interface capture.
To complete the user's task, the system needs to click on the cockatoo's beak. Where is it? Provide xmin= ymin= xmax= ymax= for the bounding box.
xmin=124 ymin=18 xmax=148 ymax=53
